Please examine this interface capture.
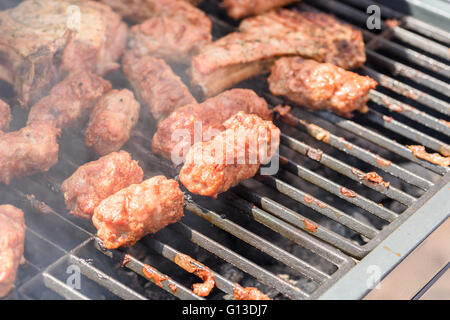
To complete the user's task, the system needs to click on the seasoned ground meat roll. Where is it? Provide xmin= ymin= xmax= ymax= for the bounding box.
xmin=61 ymin=151 xmax=144 ymax=219
xmin=85 ymin=89 xmax=140 ymax=155
xmin=93 ymin=176 xmax=184 ymax=249
xmin=180 ymin=112 xmax=280 ymax=198
xmin=0 ymin=205 xmax=26 ymax=298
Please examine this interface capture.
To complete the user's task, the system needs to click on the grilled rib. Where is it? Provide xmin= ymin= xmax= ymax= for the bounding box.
xmin=85 ymin=89 xmax=141 ymax=156
xmin=190 ymin=10 xmax=366 ymax=97
xmin=180 ymin=112 xmax=280 ymax=198
xmin=268 ymin=57 xmax=378 ymax=117
xmin=151 ymin=89 xmax=272 ymax=163
xmin=93 ymin=176 xmax=184 ymax=249
xmin=61 ymin=151 xmax=144 ymax=219
xmin=0 ymin=0 xmax=127 ymax=107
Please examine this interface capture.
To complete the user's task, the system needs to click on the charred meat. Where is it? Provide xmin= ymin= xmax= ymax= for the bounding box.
xmin=152 ymin=89 xmax=272 ymax=163
xmin=93 ymin=176 xmax=184 ymax=249
xmin=0 ymin=121 xmax=60 ymax=185
xmin=85 ymin=89 xmax=140 ymax=156
xmin=61 ymin=151 xmax=144 ymax=219
xmin=180 ymin=112 xmax=280 ymax=198
xmin=0 ymin=99 xmax=11 ymax=132
xmin=122 ymin=54 xmax=196 ymax=122
xmin=0 ymin=205 xmax=26 ymax=298
xmin=27 ymin=70 xmax=112 ymax=129
xmin=0 ymin=0 xmax=127 ymax=107
xmin=224 ymin=0 xmax=298 ymax=19
xmin=190 ymin=10 xmax=365 ymax=97
xmin=268 ymin=57 xmax=377 ymax=117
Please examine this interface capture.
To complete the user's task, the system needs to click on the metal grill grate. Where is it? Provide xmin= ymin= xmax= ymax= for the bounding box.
xmin=1 ymin=0 xmax=449 ymax=300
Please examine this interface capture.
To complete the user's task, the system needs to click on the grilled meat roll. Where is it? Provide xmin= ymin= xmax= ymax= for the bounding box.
xmin=152 ymin=89 xmax=272 ymax=163
xmin=268 ymin=57 xmax=378 ymax=117
xmin=0 ymin=121 xmax=60 ymax=185
xmin=85 ymin=89 xmax=140 ymax=155
xmin=224 ymin=0 xmax=298 ymax=19
xmin=122 ymin=54 xmax=196 ymax=122
xmin=93 ymin=176 xmax=184 ymax=249
xmin=180 ymin=112 xmax=280 ymax=198
xmin=27 ymin=70 xmax=112 ymax=129
xmin=0 ymin=99 xmax=11 ymax=132
xmin=0 ymin=205 xmax=26 ymax=298
xmin=61 ymin=151 xmax=144 ymax=219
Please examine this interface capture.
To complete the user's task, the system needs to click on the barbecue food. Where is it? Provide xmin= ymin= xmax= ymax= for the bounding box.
xmin=0 ymin=99 xmax=11 ymax=132
xmin=408 ymin=145 xmax=450 ymax=167
xmin=224 ymin=0 xmax=298 ymax=19
xmin=268 ymin=57 xmax=378 ymax=117
xmin=100 ymin=0 xmax=212 ymax=63
xmin=122 ymin=54 xmax=196 ymax=122
xmin=180 ymin=112 xmax=280 ymax=198
xmin=27 ymin=71 xmax=112 ymax=129
xmin=85 ymin=89 xmax=140 ymax=155
xmin=93 ymin=176 xmax=184 ymax=249
xmin=152 ymin=89 xmax=272 ymax=163
xmin=0 ymin=121 xmax=60 ymax=185
xmin=190 ymin=10 xmax=366 ymax=97
xmin=0 ymin=0 xmax=127 ymax=107
xmin=233 ymin=284 xmax=271 ymax=300
xmin=61 ymin=151 xmax=144 ymax=219
xmin=0 ymin=205 xmax=26 ymax=298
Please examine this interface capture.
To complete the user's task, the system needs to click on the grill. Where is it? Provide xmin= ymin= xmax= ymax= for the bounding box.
xmin=1 ymin=0 xmax=449 ymax=300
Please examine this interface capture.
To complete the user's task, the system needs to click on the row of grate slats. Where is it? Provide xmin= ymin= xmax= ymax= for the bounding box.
xmin=2 ymin=0 xmax=449 ymax=300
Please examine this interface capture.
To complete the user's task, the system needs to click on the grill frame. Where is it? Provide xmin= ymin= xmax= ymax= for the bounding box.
xmin=0 ymin=0 xmax=449 ymax=300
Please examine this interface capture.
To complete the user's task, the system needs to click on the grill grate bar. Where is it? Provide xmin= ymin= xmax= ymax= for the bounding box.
xmin=224 ymin=191 xmax=367 ymax=258
xmin=364 ymin=109 xmax=450 ymax=156
xmin=185 ymin=200 xmax=335 ymax=281
xmin=252 ymin=175 xmax=379 ymax=238
xmin=363 ymin=31 xmax=450 ymax=79
xmin=280 ymin=133 xmax=417 ymax=206
xmin=315 ymin=110 xmax=449 ymax=175
xmin=369 ymin=90 xmax=450 ymax=136
xmin=366 ymin=49 xmax=450 ymax=98
xmin=308 ymin=0 xmax=450 ymax=61
xmin=270 ymin=104 xmax=433 ymax=190
xmin=169 ymin=222 xmax=309 ymax=299
xmin=68 ymin=254 xmax=148 ymax=300
xmin=42 ymin=273 xmax=89 ymax=300
xmin=361 ymin=66 xmax=450 ymax=116
xmin=96 ymin=241 xmax=204 ymax=300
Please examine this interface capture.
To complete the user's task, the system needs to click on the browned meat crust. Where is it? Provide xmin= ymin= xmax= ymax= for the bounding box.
xmin=180 ymin=112 xmax=280 ymax=198
xmin=27 ymin=70 xmax=112 ymax=129
xmin=0 ymin=0 xmax=127 ymax=107
xmin=85 ymin=89 xmax=140 ymax=155
xmin=122 ymin=53 xmax=196 ymax=122
xmin=0 ymin=205 xmax=26 ymax=298
xmin=152 ymin=89 xmax=272 ymax=162
xmin=190 ymin=10 xmax=366 ymax=97
xmin=61 ymin=151 xmax=144 ymax=219
xmin=174 ymin=253 xmax=215 ymax=297
xmin=128 ymin=6 xmax=212 ymax=64
xmin=224 ymin=0 xmax=298 ymax=19
xmin=268 ymin=57 xmax=377 ymax=117
xmin=0 ymin=121 xmax=60 ymax=185
xmin=93 ymin=176 xmax=184 ymax=249
xmin=0 ymin=99 xmax=11 ymax=132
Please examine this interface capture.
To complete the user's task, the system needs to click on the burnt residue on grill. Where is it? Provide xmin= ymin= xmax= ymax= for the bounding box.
xmin=306 ymin=148 xmax=323 ymax=161
xmin=233 ymin=283 xmax=271 ymax=300
xmin=303 ymin=219 xmax=319 ymax=233
xmin=142 ymin=264 xmax=169 ymax=288
xmin=174 ymin=253 xmax=215 ymax=297
xmin=121 ymin=254 xmax=132 ymax=268
xmin=340 ymin=187 xmax=357 ymax=198
xmin=375 ymin=155 xmax=392 ymax=167
xmin=408 ymin=145 xmax=450 ymax=167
